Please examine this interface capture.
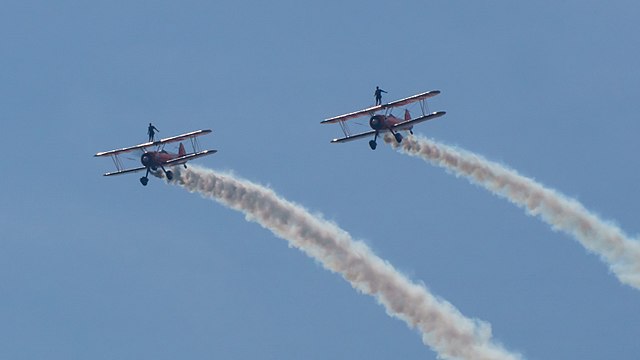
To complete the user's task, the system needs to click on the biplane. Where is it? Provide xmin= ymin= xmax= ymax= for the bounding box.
xmin=321 ymin=90 xmax=446 ymax=150
xmin=94 ymin=129 xmax=216 ymax=186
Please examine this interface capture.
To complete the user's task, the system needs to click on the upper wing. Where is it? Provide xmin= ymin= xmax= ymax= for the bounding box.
xmin=330 ymin=130 xmax=377 ymax=143
xmin=382 ymin=90 xmax=440 ymax=109
xmin=392 ymin=111 xmax=446 ymax=131
xmin=321 ymin=105 xmax=382 ymax=124
xmin=94 ymin=143 xmax=152 ymax=157
xmin=321 ymin=90 xmax=441 ymax=125
xmin=163 ymin=149 xmax=217 ymax=165
xmin=103 ymin=166 xmax=147 ymax=176
xmin=94 ymin=129 xmax=212 ymax=157
xmin=155 ymin=129 xmax=212 ymax=146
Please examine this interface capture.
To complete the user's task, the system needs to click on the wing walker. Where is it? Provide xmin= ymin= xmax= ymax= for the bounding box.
xmin=322 ymin=90 xmax=446 ymax=150
xmin=95 ymin=129 xmax=216 ymax=186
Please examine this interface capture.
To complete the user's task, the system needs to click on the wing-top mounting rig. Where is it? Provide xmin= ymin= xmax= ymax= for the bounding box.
xmin=94 ymin=129 xmax=216 ymax=186
xmin=321 ymin=90 xmax=446 ymax=150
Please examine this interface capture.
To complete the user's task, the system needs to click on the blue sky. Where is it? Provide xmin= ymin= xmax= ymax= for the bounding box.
xmin=2 ymin=1 xmax=640 ymax=359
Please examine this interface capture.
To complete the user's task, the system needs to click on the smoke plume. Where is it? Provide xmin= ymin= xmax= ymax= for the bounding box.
xmin=385 ymin=134 xmax=640 ymax=289
xmin=170 ymin=165 xmax=522 ymax=360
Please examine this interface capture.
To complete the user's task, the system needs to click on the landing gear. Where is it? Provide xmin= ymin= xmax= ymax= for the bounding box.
xmin=158 ymin=165 xmax=174 ymax=181
xmin=139 ymin=167 xmax=151 ymax=186
xmin=369 ymin=131 xmax=379 ymax=150
xmin=394 ymin=132 xmax=403 ymax=143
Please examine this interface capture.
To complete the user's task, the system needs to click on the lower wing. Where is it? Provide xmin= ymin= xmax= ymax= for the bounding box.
xmin=392 ymin=111 xmax=446 ymax=131
xmin=163 ymin=149 xmax=217 ymax=165
xmin=103 ymin=166 xmax=146 ymax=176
xmin=330 ymin=130 xmax=377 ymax=144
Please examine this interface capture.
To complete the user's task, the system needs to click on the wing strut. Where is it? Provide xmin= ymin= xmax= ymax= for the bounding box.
xmin=190 ymin=135 xmax=201 ymax=152
xmin=418 ymin=98 xmax=430 ymax=116
xmin=338 ymin=120 xmax=352 ymax=137
xmin=111 ymin=155 xmax=125 ymax=172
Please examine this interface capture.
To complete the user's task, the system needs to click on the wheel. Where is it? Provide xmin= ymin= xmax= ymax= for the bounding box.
xmin=394 ymin=133 xmax=403 ymax=143
xmin=140 ymin=177 xmax=149 ymax=186
xmin=166 ymin=170 xmax=173 ymax=181
xmin=369 ymin=140 xmax=377 ymax=150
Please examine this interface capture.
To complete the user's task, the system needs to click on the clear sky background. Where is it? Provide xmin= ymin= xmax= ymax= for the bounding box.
xmin=2 ymin=1 xmax=640 ymax=359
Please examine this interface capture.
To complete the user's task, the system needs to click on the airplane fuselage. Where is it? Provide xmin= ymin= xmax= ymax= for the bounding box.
xmin=369 ymin=114 xmax=412 ymax=133
xmin=140 ymin=151 xmax=189 ymax=169
xmin=140 ymin=142 xmax=187 ymax=169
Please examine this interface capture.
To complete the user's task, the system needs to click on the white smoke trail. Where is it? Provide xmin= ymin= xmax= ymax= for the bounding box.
xmin=385 ymin=134 xmax=640 ymax=289
xmin=170 ymin=165 xmax=522 ymax=360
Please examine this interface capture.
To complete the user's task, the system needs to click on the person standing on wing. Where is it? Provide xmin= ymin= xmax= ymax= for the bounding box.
xmin=374 ymin=86 xmax=387 ymax=106
xmin=147 ymin=123 xmax=159 ymax=142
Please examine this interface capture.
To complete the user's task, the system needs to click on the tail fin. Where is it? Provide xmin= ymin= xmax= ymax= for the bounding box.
xmin=404 ymin=109 xmax=411 ymax=121
xmin=178 ymin=143 xmax=186 ymax=156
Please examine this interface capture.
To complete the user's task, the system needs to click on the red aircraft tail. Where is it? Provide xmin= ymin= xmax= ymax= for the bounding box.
xmin=404 ymin=109 xmax=411 ymax=121
xmin=178 ymin=143 xmax=186 ymax=156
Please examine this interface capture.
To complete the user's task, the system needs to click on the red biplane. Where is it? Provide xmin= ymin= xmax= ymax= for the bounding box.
xmin=94 ymin=129 xmax=216 ymax=186
xmin=321 ymin=90 xmax=446 ymax=150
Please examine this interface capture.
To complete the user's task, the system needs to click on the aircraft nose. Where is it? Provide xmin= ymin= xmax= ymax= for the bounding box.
xmin=369 ymin=116 xmax=382 ymax=130
xmin=141 ymin=153 xmax=153 ymax=167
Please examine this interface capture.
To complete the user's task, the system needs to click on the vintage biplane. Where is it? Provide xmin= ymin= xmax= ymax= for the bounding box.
xmin=321 ymin=90 xmax=446 ymax=150
xmin=94 ymin=129 xmax=216 ymax=186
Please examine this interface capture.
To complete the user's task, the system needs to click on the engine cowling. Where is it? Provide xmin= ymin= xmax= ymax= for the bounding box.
xmin=369 ymin=115 xmax=385 ymax=130
xmin=141 ymin=153 xmax=154 ymax=167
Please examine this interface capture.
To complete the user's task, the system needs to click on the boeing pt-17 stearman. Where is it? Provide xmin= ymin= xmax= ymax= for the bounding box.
xmin=94 ymin=129 xmax=216 ymax=186
xmin=321 ymin=90 xmax=446 ymax=150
